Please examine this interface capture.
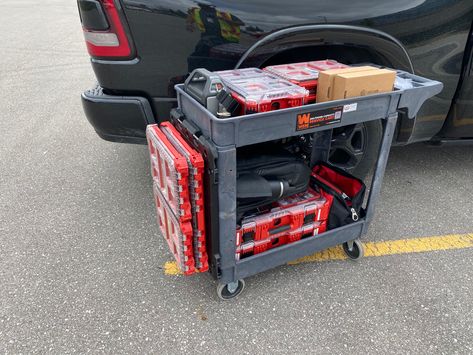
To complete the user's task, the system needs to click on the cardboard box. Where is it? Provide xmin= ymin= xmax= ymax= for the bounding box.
xmin=332 ymin=69 xmax=396 ymax=100
xmin=316 ymin=66 xmax=376 ymax=102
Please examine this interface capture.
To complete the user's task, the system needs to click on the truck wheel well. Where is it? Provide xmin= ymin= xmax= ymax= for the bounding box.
xmin=236 ymin=24 xmax=413 ymax=73
xmin=260 ymin=44 xmax=394 ymax=69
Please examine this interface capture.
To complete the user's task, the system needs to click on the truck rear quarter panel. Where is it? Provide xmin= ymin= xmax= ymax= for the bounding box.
xmin=106 ymin=0 xmax=473 ymax=141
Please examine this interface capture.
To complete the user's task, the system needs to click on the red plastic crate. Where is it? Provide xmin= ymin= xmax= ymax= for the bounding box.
xmin=146 ymin=124 xmax=192 ymax=221
xmin=273 ymin=188 xmax=331 ymax=222
xmin=264 ymin=60 xmax=349 ymax=102
xmin=237 ymin=196 xmax=327 ymax=243
xmin=153 ymin=183 xmax=196 ymax=275
xmin=309 ymin=59 xmax=349 ymax=71
xmin=216 ymin=67 xmax=266 ymax=81
xmin=236 ymin=188 xmax=331 ymax=259
xmin=160 ymin=122 xmax=209 ymax=272
xmin=216 ymin=68 xmax=309 ymax=114
xmin=237 ymin=221 xmax=327 ymax=258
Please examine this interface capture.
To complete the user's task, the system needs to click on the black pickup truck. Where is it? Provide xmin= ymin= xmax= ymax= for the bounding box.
xmin=79 ymin=0 xmax=473 ymax=176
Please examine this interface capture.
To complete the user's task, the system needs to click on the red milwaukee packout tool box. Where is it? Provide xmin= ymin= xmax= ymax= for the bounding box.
xmin=236 ymin=188 xmax=331 ymax=258
xmin=216 ymin=68 xmax=309 ymax=114
xmin=236 ymin=221 xmax=327 ymax=258
xmin=147 ymin=124 xmax=199 ymax=274
xmin=153 ymin=184 xmax=196 ymax=275
xmin=217 ymin=67 xmax=266 ymax=81
xmin=146 ymin=124 xmax=192 ymax=222
xmin=160 ymin=122 xmax=209 ymax=272
xmin=264 ymin=60 xmax=349 ymax=102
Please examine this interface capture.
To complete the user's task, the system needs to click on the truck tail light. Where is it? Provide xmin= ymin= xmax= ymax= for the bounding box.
xmin=78 ymin=0 xmax=132 ymax=59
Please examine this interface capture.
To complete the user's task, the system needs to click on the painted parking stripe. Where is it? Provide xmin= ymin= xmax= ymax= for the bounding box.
xmin=163 ymin=233 xmax=473 ymax=275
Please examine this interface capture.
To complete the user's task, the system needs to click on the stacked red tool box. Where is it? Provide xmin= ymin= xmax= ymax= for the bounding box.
xmin=153 ymin=184 xmax=196 ymax=275
xmin=161 ymin=122 xmax=209 ymax=272
xmin=264 ymin=60 xmax=349 ymax=103
xmin=146 ymin=124 xmax=207 ymax=274
xmin=147 ymin=125 xmax=192 ymax=221
xmin=216 ymin=68 xmax=309 ymax=114
xmin=236 ymin=188 xmax=331 ymax=259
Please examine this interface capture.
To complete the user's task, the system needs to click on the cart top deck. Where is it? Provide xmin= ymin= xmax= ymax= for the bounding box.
xmin=175 ymin=69 xmax=443 ymax=148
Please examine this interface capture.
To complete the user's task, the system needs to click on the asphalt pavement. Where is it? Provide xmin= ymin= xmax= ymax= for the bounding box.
xmin=0 ymin=1 xmax=472 ymax=353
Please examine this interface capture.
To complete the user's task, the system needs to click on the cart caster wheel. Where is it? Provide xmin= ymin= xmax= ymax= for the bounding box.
xmin=217 ymin=279 xmax=245 ymax=300
xmin=342 ymin=239 xmax=364 ymax=260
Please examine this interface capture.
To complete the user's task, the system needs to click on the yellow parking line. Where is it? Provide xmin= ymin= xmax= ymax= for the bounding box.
xmin=289 ymin=233 xmax=473 ymax=264
xmin=163 ymin=233 xmax=473 ymax=275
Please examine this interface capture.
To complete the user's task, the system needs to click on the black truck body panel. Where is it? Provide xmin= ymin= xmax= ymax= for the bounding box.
xmin=84 ymin=0 xmax=473 ymax=143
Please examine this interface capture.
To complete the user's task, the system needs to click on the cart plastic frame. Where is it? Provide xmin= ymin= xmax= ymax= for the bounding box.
xmin=173 ymin=69 xmax=443 ymax=286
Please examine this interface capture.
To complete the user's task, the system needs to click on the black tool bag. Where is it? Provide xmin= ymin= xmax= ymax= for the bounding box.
xmin=237 ymin=147 xmax=310 ymax=218
xmin=311 ymin=162 xmax=366 ymax=229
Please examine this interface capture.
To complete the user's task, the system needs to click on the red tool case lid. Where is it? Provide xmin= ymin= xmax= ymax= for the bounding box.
xmin=264 ymin=60 xmax=349 ymax=83
xmin=160 ymin=122 xmax=209 ymax=273
xmin=146 ymin=124 xmax=192 ymax=222
xmin=153 ymin=184 xmax=196 ymax=275
xmin=147 ymin=124 xmax=197 ymax=275
xmin=216 ymin=68 xmax=309 ymax=113
xmin=237 ymin=221 xmax=327 ymax=257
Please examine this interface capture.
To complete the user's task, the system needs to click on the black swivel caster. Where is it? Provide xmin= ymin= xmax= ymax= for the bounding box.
xmin=342 ymin=239 xmax=364 ymax=260
xmin=216 ymin=279 xmax=245 ymax=300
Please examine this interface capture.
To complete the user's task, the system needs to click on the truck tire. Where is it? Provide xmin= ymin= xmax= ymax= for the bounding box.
xmin=329 ymin=120 xmax=382 ymax=179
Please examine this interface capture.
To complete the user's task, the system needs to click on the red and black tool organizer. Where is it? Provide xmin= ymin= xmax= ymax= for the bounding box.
xmin=146 ymin=123 xmax=208 ymax=275
xmin=216 ymin=67 xmax=266 ymax=81
xmin=169 ymin=109 xmax=222 ymax=279
xmin=161 ymin=122 xmax=209 ymax=272
xmin=236 ymin=221 xmax=326 ymax=258
xmin=216 ymin=68 xmax=309 ymax=114
xmin=146 ymin=125 xmax=192 ymax=221
xmin=153 ymin=184 xmax=196 ymax=275
xmin=264 ymin=60 xmax=349 ymax=102
xmin=236 ymin=188 xmax=331 ymax=259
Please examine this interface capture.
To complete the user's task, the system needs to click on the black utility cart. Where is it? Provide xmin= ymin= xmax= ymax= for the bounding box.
xmin=171 ymin=69 xmax=442 ymax=300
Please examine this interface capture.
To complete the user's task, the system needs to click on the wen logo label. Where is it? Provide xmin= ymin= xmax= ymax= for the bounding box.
xmin=297 ymin=113 xmax=311 ymax=130
xmin=296 ymin=106 xmax=343 ymax=131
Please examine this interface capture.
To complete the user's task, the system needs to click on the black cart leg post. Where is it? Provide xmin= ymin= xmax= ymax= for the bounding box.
xmin=214 ymin=144 xmax=248 ymax=300
xmin=215 ymin=145 xmax=238 ymax=285
xmin=363 ymin=113 xmax=398 ymax=233
xmin=310 ymin=129 xmax=333 ymax=167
